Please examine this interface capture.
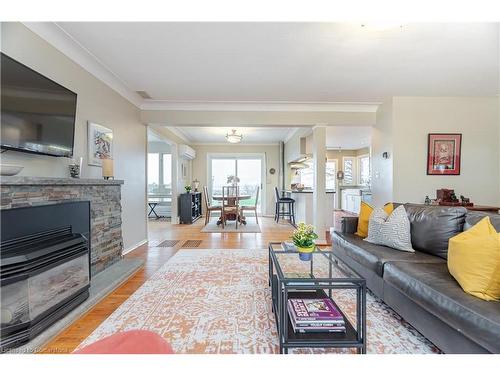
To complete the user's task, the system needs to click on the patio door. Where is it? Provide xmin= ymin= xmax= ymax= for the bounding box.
xmin=208 ymin=154 xmax=265 ymax=214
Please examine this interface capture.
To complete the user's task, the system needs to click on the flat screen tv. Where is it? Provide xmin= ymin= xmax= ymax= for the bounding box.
xmin=1 ymin=53 xmax=77 ymax=157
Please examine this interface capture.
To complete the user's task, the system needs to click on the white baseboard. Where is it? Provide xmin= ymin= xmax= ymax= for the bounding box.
xmin=122 ymin=239 xmax=148 ymax=255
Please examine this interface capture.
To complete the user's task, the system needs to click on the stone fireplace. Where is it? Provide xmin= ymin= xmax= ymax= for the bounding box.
xmin=0 ymin=177 xmax=124 ymax=275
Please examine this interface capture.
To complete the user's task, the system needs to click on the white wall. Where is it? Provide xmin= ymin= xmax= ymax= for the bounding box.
xmin=389 ymin=97 xmax=499 ymax=205
xmin=1 ymin=22 xmax=147 ymax=251
xmin=371 ymin=98 xmax=394 ymax=206
xmin=191 ymin=144 xmax=280 ymax=215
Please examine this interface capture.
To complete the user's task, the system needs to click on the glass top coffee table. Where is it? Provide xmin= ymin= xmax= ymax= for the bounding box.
xmin=268 ymin=242 xmax=367 ymax=354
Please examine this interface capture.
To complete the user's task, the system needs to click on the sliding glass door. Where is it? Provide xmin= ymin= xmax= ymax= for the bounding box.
xmin=208 ymin=154 xmax=264 ymax=213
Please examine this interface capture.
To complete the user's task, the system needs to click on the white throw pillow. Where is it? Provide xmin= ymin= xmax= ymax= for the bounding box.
xmin=364 ymin=205 xmax=414 ymax=252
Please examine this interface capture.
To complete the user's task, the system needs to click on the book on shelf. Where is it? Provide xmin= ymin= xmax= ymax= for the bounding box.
xmin=290 ymin=318 xmax=346 ymax=334
xmin=288 ymin=298 xmax=345 ymax=323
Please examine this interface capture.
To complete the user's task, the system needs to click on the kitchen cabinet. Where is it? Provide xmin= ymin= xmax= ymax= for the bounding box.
xmin=341 ymin=189 xmax=362 ymax=214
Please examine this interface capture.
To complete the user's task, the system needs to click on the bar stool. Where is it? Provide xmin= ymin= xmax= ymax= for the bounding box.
xmin=274 ymin=187 xmax=296 ymax=225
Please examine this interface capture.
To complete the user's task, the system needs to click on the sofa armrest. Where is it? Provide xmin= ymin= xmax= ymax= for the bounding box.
xmin=341 ymin=216 xmax=359 ymax=234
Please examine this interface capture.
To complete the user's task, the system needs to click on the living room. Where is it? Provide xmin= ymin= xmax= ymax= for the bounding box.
xmin=1 ymin=1 xmax=500 ymax=374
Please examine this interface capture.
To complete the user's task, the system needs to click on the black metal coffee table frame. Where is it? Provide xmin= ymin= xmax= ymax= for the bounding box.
xmin=268 ymin=242 xmax=367 ymax=354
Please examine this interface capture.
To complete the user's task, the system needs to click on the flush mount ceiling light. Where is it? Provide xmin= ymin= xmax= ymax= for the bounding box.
xmin=226 ymin=129 xmax=243 ymax=144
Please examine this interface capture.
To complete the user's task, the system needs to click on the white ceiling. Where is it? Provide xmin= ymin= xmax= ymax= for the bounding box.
xmin=169 ymin=125 xmax=371 ymax=149
xmin=54 ymin=22 xmax=499 ymax=102
xmin=171 ymin=126 xmax=297 ymax=144
xmin=326 ymin=126 xmax=371 ymax=149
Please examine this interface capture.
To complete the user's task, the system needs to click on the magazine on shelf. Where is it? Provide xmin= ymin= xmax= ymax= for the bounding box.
xmin=287 ymin=300 xmax=345 ymax=325
xmin=290 ymin=317 xmax=346 ymax=333
xmin=288 ymin=298 xmax=345 ymax=323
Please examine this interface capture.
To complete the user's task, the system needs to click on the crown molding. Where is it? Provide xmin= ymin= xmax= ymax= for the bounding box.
xmin=140 ymin=100 xmax=380 ymax=112
xmin=22 ymin=22 xmax=143 ymax=108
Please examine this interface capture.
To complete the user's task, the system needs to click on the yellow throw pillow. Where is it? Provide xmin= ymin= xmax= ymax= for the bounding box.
xmin=448 ymin=217 xmax=500 ymax=301
xmin=355 ymin=202 xmax=394 ymax=238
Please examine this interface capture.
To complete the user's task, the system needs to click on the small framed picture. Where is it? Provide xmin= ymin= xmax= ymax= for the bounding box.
xmin=88 ymin=121 xmax=113 ymax=166
xmin=427 ymin=133 xmax=462 ymax=175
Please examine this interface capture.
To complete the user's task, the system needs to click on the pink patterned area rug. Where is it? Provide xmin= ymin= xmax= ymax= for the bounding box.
xmin=77 ymin=249 xmax=440 ymax=354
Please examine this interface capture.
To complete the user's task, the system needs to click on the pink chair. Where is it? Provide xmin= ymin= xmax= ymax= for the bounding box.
xmin=73 ymin=329 xmax=174 ymax=354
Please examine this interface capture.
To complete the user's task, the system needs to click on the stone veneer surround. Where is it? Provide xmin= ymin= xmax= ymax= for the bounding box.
xmin=0 ymin=177 xmax=124 ymax=275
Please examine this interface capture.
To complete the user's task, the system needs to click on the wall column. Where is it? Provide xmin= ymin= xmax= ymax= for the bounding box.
xmin=312 ymin=126 xmax=327 ymax=243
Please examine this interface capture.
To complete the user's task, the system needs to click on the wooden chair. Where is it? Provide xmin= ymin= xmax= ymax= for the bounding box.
xmin=203 ymin=186 xmax=222 ymax=225
xmin=221 ymin=185 xmax=240 ymax=229
xmin=240 ymin=186 xmax=259 ymax=224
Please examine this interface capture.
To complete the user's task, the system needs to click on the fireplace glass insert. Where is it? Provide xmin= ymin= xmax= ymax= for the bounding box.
xmin=1 ymin=201 xmax=91 ymax=351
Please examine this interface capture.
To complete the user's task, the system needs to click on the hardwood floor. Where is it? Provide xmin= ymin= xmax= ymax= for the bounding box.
xmin=39 ymin=216 xmax=296 ymax=353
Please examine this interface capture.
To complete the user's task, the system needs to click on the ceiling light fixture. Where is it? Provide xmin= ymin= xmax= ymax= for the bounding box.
xmin=226 ymin=129 xmax=243 ymax=144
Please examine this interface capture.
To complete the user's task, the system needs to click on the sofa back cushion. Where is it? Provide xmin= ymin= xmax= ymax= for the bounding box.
xmin=403 ymin=204 xmax=467 ymax=259
xmin=465 ymin=211 xmax=500 ymax=232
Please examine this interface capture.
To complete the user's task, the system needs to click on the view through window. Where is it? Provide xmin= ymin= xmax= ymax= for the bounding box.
xmin=148 ymin=152 xmax=172 ymax=195
xmin=298 ymin=159 xmax=337 ymax=189
xmin=210 ymin=156 xmax=262 ymax=211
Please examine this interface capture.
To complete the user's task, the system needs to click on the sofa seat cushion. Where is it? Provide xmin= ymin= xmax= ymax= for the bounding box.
xmin=403 ymin=204 xmax=467 ymax=259
xmin=332 ymin=232 xmax=445 ymax=277
xmin=383 ymin=262 xmax=500 ymax=353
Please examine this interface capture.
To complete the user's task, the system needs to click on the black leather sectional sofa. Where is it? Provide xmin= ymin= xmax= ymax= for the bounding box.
xmin=331 ymin=204 xmax=500 ymax=353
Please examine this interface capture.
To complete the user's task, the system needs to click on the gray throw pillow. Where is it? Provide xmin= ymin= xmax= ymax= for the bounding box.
xmin=364 ymin=205 xmax=414 ymax=252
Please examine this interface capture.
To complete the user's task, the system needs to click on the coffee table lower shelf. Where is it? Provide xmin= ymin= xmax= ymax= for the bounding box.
xmin=271 ymin=275 xmax=365 ymax=353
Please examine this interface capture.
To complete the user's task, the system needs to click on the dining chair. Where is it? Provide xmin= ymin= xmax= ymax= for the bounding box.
xmin=240 ymin=186 xmax=259 ymax=224
xmin=222 ymin=185 xmax=240 ymax=229
xmin=203 ymin=186 xmax=222 ymax=225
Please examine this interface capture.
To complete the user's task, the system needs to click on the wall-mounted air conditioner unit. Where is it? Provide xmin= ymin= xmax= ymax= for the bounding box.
xmin=179 ymin=144 xmax=196 ymax=160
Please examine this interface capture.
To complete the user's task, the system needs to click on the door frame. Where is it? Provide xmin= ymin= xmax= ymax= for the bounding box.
xmin=206 ymin=152 xmax=266 ymax=215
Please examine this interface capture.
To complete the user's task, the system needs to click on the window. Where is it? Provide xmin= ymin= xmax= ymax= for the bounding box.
xmin=162 ymin=154 xmax=172 ymax=186
xmin=326 ymin=159 xmax=337 ymax=190
xmin=147 ymin=153 xmax=160 ymax=194
xmin=358 ymin=154 xmax=370 ymax=186
xmin=342 ymin=157 xmax=356 ymax=185
xmin=297 ymin=159 xmax=337 ymax=190
xmin=148 ymin=152 xmax=172 ymax=195
xmin=208 ymin=155 xmax=263 ymax=212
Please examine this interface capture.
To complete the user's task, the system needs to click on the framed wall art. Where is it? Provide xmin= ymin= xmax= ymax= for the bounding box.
xmin=88 ymin=121 xmax=113 ymax=166
xmin=427 ymin=133 xmax=462 ymax=175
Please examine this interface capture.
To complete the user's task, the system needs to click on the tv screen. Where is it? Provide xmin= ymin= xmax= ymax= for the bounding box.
xmin=1 ymin=53 xmax=77 ymax=157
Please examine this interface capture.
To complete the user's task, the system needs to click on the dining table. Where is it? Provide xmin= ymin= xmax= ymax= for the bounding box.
xmin=211 ymin=194 xmax=251 ymax=225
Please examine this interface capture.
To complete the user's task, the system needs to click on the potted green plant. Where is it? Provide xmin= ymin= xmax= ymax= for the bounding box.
xmin=291 ymin=223 xmax=318 ymax=261
xmin=185 ymin=185 xmax=192 ymax=193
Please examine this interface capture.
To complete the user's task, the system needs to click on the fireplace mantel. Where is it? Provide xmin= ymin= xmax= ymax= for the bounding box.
xmin=0 ymin=176 xmax=124 ymax=186
xmin=1 ymin=176 xmax=124 ymax=275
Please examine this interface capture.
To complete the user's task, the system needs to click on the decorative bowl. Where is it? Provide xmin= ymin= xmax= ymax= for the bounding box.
xmin=0 ymin=164 xmax=24 ymax=176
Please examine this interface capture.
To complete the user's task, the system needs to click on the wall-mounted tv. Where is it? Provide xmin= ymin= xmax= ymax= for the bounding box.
xmin=1 ymin=53 xmax=77 ymax=157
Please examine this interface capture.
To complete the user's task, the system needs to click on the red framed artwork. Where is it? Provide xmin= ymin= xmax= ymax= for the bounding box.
xmin=427 ymin=133 xmax=462 ymax=175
